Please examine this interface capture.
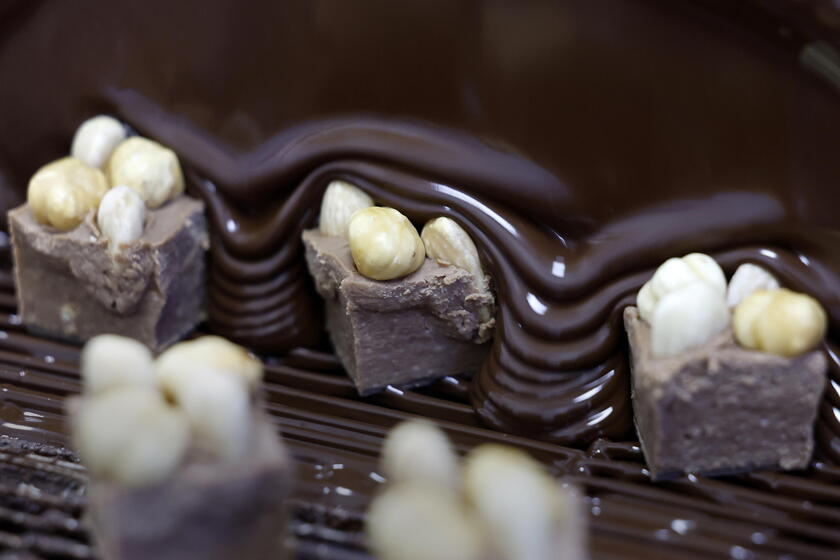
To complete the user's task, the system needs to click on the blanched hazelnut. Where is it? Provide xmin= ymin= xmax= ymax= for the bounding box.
xmin=97 ymin=185 xmax=146 ymax=251
xmin=348 ymin=207 xmax=425 ymax=280
xmin=381 ymin=420 xmax=460 ymax=491
xmin=73 ymin=387 xmax=189 ymax=486
xmin=80 ymin=334 xmax=155 ymax=396
xmin=155 ymin=335 xmax=263 ymax=391
xmin=733 ymin=288 xmax=827 ymax=356
xmin=682 ymin=253 xmax=727 ymax=294
xmin=726 ymin=263 xmax=780 ymax=309
xmin=155 ymin=336 xmax=261 ymax=461
xmin=162 ymin=367 xmax=251 ymax=461
xmin=319 ymin=180 xmax=374 ymax=237
xmin=108 ymin=137 xmax=184 ymax=208
xmin=637 ymin=253 xmax=726 ymax=324
xmin=650 ymin=281 xmax=729 ymax=357
xmin=463 ymin=444 xmax=560 ymax=560
xmin=71 ymin=115 xmax=126 ymax=169
xmin=421 ymin=217 xmax=487 ymax=293
xmin=367 ymin=483 xmax=482 ymax=560
xmin=27 ymin=157 xmax=108 ymax=230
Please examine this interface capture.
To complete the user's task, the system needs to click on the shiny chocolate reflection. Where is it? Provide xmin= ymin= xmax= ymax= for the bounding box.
xmin=0 ymin=0 xmax=840 ymax=452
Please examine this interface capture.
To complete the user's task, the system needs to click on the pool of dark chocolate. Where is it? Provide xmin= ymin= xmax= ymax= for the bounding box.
xmin=0 ymin=255 xmax=839 ymax=558
xmin=1 ymin=1 xmax=840 ymax=558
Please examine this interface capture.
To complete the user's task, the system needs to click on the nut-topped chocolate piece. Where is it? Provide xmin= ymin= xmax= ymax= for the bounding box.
xmin=366 ymin=420 xmax=586 ymax=560
xmin=625 ymin=256 xmax=828 ymax=479
xmin=8 ymin=116 xmax=208 ymax=350
xmin=70 ymin=334 xmax=292 ymax=560
xmin=303 ymin=181 xmax=494 ymax=395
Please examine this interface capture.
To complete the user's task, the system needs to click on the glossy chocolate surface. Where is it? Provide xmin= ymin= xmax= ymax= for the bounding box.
xmin=1 ymin=1 xmax=840 ymax=558
xmin=3 ymin=0 xmax=840 ymax=444
xmin=0 ymin=285 xmax=839 ymax=559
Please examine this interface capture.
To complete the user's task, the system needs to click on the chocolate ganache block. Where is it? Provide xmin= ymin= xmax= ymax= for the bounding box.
xmin=303 ymin=226 xmax=493 ymax=395
xmin=9 ymin=197 xmax=207 ymax=350
xmin=302 ymin=182 xmax=494 ymax=395
xmin=71 ymin=335 xmax=292 ymax=560
xmin=8 ymin=118 xmax=208 ymax=350
xmin=626 ymin=256 xmax=828 ymax=480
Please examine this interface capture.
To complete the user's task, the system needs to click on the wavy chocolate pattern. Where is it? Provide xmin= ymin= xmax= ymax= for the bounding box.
xmin=0 ymin=264 xmax=838 ymax=559
xmin=2 ymin=1 xmax=840 ymax=557
xmin=100 ymin=89 xmax=840 ymax=447
xmin=4 ymin=0 xmax=840 ymax=446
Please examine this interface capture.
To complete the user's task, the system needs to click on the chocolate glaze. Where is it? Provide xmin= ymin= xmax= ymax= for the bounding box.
xmin=1 ymin=1 xmax=840 ymax=557
xmin=3 ymin=0 xmax=840 ymax=447
xmin=0 ymin=299 xmax=839 ymax=559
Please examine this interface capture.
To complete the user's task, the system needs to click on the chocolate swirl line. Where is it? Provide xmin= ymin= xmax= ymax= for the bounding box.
xmin=2 ymin=0 xmax=840 ymax=449
xmin=1 ymin=4 xmax=840 ymax=558
xmin=106 ymin=91 xmax=840 ymax=448
xmin=1 ymin=318 xmax=839 ymax=559
xmin=0 ymin=245 xmax=837 ymax=558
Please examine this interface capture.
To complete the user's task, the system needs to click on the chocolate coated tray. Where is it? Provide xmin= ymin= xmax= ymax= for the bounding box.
xmin=0 ymin=240 xmax=838 ymax=559
xmin=3 ymin=4 xmax=840 ymax=555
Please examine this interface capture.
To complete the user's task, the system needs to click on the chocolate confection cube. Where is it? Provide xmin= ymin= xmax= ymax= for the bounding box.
xmin=624 ymin=307 xmax=826 ymax=480
xmin=86 ymin=412 xmax=292 ymax=560
xmin=302 ymin=230 xmax=494 ymax=396
xmin=8 ymin=197 xmax=208 ymax=350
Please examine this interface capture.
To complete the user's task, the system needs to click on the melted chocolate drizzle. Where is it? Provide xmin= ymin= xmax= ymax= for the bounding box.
xmin=100 ymin=56 xmax=840 ymax=445
xmin=1 ymin=1 xmax=840 ymax=557
xmin=2 ymin=0 xmax=840 ymax=447
xmin=0 ymin=297 xmax=838 ymax=559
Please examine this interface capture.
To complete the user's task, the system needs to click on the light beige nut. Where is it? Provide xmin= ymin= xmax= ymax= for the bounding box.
xmin=155 ymin=335 xmax=264 ymax=392
xmin=682 ymin=253 xmax=727 ymax=292
xmin=733 ymin=288 xmax=827 ymax=356
xmin=381 ymin=420 xmax=460 ymax=491
xmin=72 ymin=387 xmax=190 ymax=486
xmin=71 ymin=115 xmax=127 ymax=169
xmin=636 ymin=281 xmax=656 ymax=322
xmin=108 ymin=137 xmax=184 ymax=208
xmin=27 ymin=157 xmax=108 ymax=230
xmin=366 ymin=483 xmax=482 ymax=560
xmin=97 ymin=185 xmax=146 ymax=251
xmin=80 ymin=335 xmax=155 ymax=396
xmin=650 ymin=281 xmax=729 ymax=357
xmin=319 ymin=180 xmax=374 ymax=237
xmin=637 ymin=253 xmax=726 ymax=324
xmin=421 ymin=217 xmax=488 ymax=293
xmin=637 ymin=258 xmax=694 ymax=323
xmin=162 ymin=367 xmax=251 ymax=461
xmin=463 ymin=444 xmax=561 ymax=560
xmin=155 ymin=337 xmax=258 ymax=460
xmin=731 ymin=289 xmax=776 ymax=349
xmin=43 ymin=183 xmax=88 ymax=231
xmin=726 ymin=263 xmax=780 ymax=308
xmin=348 ymin=207 xmax=425 ymax=280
